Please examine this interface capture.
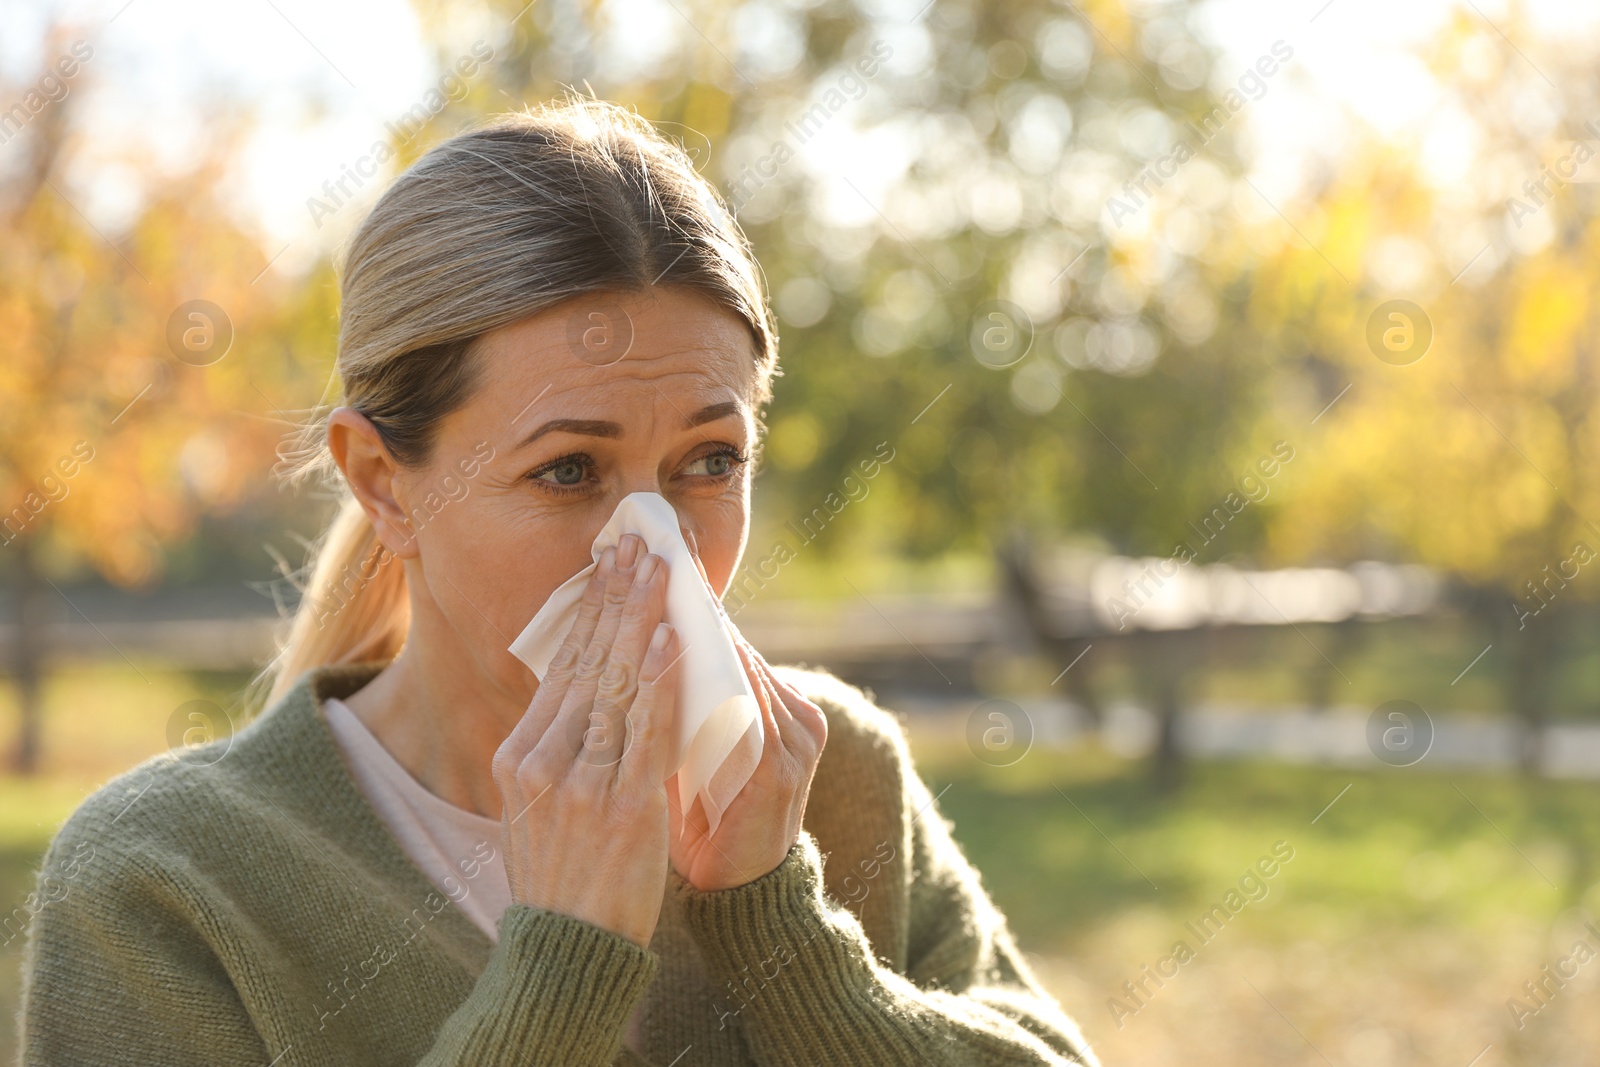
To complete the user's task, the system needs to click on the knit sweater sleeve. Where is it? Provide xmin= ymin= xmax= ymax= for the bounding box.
xmin=668 ymin=743 xmax=1099 ymax=1066
xmin=18 ymin=811 xmax=657 ymax=1066
xmin=415 ymin=903 xmax=658 ymax=1065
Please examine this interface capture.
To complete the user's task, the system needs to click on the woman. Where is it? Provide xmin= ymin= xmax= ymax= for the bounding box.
xmin=18 ymin=99 xmax=1098 ymax=1066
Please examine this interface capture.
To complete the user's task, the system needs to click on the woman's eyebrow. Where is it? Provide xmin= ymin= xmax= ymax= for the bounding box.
xmin=683 ymin=400 xmax=745 ymax=428
xmin=517 ymin=419 xmax=623 ymax=448
xmin=515 ymin=402 xmax=745 ymax=450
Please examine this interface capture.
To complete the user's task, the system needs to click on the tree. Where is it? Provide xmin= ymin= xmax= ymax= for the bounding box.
xmin=0 ymin=22 xmax=299 ymax=770
xmin=1248 ymin=8 xmax=1600 ymax=769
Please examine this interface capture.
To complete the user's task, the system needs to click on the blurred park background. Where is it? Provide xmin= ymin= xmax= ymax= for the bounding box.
xmin=6 ymin=0 xmax=1600 ymax=1062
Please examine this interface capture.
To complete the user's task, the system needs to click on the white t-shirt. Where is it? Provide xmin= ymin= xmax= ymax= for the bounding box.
xmin=322 ymin=697 xmax=512 ymax=940
xmin=320 ymin=697 xmax=648 ymax=1052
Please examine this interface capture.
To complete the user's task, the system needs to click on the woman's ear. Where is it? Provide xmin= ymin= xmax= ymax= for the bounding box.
xmin=327 ymin=407 xmax=420 ymax=559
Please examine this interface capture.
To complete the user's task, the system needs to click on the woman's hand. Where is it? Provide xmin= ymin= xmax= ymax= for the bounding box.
xmin=667 ymin=615 xmax=829 ymax=893
xmin=492 ymin=533 xmax=682 ymax=948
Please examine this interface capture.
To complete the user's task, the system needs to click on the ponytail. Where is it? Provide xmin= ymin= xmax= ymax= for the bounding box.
xmin=261 ymin=497 xmax=410 ymax=707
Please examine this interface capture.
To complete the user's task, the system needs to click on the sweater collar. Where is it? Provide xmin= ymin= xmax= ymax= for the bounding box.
xmin=242 ymin=661 xmax=497 ymax=964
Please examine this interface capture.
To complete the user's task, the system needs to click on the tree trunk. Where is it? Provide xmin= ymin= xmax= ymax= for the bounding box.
xmin=1145 ymin=631 xmax=1190 ymax=792
xmin=11 ymin=537 xmax=49 ymax=774
xmin=1483 ymin=583 xmax=1554 ymax=777
xmin=1058 ymin=636 xmax=1104 ymax=729
xmin=993 ymin=532 xmax=1104 ymax=727
xmin=1305 ymin=618 xmax=1364 ymax=713
xmin=1509 ymin=615 xmax=1551 ymax=776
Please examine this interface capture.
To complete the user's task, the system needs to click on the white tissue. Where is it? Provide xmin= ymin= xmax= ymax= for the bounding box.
xmin=507 ymin=492 xmax=762 ymax=838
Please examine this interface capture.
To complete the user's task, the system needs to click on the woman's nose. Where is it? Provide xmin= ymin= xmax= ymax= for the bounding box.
xmin=607 ymin=483 xmax=696 ymax=549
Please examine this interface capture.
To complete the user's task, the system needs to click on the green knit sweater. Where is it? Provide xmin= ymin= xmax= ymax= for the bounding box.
xmin=17 ymin=662 xmax=1098 ymax=1066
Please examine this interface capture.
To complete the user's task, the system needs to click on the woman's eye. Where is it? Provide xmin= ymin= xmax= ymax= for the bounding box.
xmin=685 ymin=451 xmax=740 ymax=477
xmin=681 ymin=447 xmax=742 ymax=476
xmin=539 ymin=460 xmax=586 ymax=486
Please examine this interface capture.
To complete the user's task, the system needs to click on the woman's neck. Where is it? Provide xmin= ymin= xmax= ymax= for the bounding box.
xmin=339 ymin=637 xmax=528 ymax=821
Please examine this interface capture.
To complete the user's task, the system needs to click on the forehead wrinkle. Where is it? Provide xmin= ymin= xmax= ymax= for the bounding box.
xmin=523 ymin=353 xmax=755 ymax=421
xmin=502 ymin=374 xmax=750 ymax=448
xmin=477 ymin=315 xmax=757 ymax=441
xmin=506 ymin=336 xmax=750 ymax=392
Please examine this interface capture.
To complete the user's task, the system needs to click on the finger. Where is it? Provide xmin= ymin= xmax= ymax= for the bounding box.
xmin=737 ymin=633 xmax=826 ymax=754
xmin=743 ymin=635 xmax=819 ymax=726
xmin=734 ymin=632 xmax=793 ymax=725
xmin=758 ymin=653 xmax=828 ymax=749
xmin=624 ymin=620 xmax=683 ymax=788
xmin=499 ymin=551 xmax=615 ymax=760
xmin=584 ymin=534 xmax=646 ymax=668
xmin=536 ymin=537 xmax=643 ymax=767
xmin=734 ymin=639 xmax=784 ymax=758
xmin=764 ymin=662 xmax=823 ymax=723
xmin=578 ymin=549 xmax=669 ymax=771
xmin=545 ymin=553 xmax=615 ymax=688
xmin=665 ymin=768 xmax=683 ymax=838
xmin=736 ymin=635 xmax=788 ymax=718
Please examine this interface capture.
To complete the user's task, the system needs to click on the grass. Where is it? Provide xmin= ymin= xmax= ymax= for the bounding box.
xmin=903 ymin=730 xmax=1600 ymax=1066
xmin=907 ymin=738 xmax=1598 ymax=944
xmin=0 ymin=660 xmax=1596 ymax=1064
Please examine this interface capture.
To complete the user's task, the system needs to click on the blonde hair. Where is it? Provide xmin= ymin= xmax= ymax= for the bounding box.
xmin=258 ymin=98 xmax=779 ymax=709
